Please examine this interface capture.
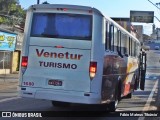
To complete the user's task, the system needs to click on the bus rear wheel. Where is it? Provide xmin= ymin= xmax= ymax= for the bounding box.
xmin=108 ymin=82 xmax=121 ymax=112
xmin=125 ymin=92 xmax=132 ymax=99
xmin=108 ymin=101 xmax=117 ymax=112
xmin=52 ymin=101 xmax=71 ymax=107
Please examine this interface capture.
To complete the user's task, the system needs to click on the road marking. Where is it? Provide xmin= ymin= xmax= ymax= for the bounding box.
xmin=138 ymin=79 xmax=158 ymax=120
xmin=142 ymin=80 xmax=158 ymax=111
xmin=0 ymin=96 xmax=20 ymax=103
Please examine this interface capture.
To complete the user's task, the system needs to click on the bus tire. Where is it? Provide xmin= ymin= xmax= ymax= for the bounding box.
xmin=108 ymin=81 xmax=121 ymax=112
xmin=108 ymin=101 xmax=116 ymax=112
xmin=52 ymin=101 xmax=71 ymax=107
xmin=125 ymin=92 xmax=132 ymax=99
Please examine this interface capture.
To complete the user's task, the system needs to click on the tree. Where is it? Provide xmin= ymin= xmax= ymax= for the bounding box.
xmin=0 ymin=0 xmax=19 ymax=15
xmin=0 ymin=0 xmax=26 ymax=28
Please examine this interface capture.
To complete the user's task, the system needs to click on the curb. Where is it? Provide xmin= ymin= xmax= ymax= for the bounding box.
xmin=0 ymin=74 xmax=19 ymax=86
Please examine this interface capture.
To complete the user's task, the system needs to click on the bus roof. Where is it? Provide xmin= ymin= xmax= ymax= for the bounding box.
xmin=29 ymin=4 xmax=140 ymax=44
xmin=29 ymin=4 xmax=102 ymax=14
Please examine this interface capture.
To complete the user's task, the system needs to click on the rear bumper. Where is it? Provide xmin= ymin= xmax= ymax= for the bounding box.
xmin=19 ymin=87 xmax=102 ymax=104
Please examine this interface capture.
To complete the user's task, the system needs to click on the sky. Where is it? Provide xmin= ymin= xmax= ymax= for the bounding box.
xmin=19 ymin=0 xmax=160 ymax=35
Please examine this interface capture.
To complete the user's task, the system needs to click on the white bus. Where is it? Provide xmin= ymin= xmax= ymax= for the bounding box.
xmin=19 ymin=4 xmax=146 ymax=111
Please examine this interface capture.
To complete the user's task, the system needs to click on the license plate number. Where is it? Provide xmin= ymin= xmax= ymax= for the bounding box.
xmin=48 ymin=80 xmax=62 ymax=86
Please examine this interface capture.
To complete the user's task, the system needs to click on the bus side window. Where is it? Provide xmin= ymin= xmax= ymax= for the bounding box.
xmin=134 ymin=41 xmax=136 ymax=57
xmin=132 ymin=40 xmax=135 ymax=57
xmin=123 ymin=34 xmax=128 ymax=56
xmin=131 ymin=39 xmax=134 ymax=57
xmin=109 ymin=24 xmax=114 ymax=51
xmin=136 ymin=42 xmax=140 ymax=57
xmin=117 ymin=30 xmax=121 ymax=54
xmin=105 ymin=22 xmax=109 ymax=50
xmin=114 ymin=27 xmax=118 ymax=52
xmin=121 ymin=33 xmax=125 ymax=55
xmin=117 ymin=30 xmax=123 ymax=57
xmin=129 ymin=37 xmax=131 ymax=56
xmin=135 ymin=41 xmax=139 ymax=57
xmin=126 ymin=36 xmax=130 ymax=56
xmin=130 ymin=38 xmax=133 ymax=57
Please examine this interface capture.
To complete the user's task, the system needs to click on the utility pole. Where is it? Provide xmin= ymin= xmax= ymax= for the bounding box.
xmin=156 ymin=2 xmax=160 ymax=7
xmin=37 ymin=0 xmax=40 ymax=4
xmin=148 ymin=0 xmax=160 ymax=40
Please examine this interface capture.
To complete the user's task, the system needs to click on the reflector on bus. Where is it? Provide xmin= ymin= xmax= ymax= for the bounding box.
xmin=89 ymin=61 xmax=97 ymax=80
xmin=21 ymin=56 xmax=28 ymax=68
xmin=57 ymin=8 xmax=68 ymax=11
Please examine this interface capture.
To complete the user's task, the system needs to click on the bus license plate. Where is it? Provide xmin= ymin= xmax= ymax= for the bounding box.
xmin=48 ymin=80 xmax=62 ymax=86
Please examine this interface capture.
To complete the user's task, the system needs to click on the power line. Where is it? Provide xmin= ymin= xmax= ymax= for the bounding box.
xmin=148 ymin=0 xmax=160 ymax=10
xmin=154 ymin=16 xmax=160 ymax=22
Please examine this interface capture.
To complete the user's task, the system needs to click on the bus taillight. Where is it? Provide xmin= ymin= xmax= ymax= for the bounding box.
xmin=21 ymin=56 xmax=28 ymax=67
xmin=89 ymin=61 xmax=97 ymax=80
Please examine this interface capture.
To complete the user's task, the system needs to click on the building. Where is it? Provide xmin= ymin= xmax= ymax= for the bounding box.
xmin=111 ymin=18 xmax=131 ymax=32
xmin=0 ymin=26 xmax=23 ymax=74
xmin=112 ymin=17 xmax=143 ymax=43
xmin=133 ymin=25 xmax=143 ymax=42
xmin=151 ymin=27 xmax=160 ymax=40
xmin=0 ymin=28 xmax=17 ymax=74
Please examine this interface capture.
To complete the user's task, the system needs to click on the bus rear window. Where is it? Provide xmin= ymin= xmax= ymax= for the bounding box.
xmin=31 ymin=13 xmax=92 ymax=40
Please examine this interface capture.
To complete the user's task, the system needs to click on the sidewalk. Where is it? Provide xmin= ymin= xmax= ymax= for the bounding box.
xmin=0 ymin=74 xmax=19 ymax=86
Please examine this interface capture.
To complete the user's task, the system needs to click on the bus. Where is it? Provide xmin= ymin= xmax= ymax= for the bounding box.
xmin=19 ymin=4 xmax=146 ymax=111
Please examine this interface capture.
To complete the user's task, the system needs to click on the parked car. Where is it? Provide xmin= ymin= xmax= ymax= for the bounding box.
xmin=155 ymin=46 xmax=160 ymax=50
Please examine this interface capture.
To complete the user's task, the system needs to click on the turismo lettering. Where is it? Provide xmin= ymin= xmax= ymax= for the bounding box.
xmin=39 ymin=61 xmax=77 ymax=69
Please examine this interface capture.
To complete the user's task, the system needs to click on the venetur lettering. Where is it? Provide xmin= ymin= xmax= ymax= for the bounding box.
xmin=36 ymin=49 xmax=83 ymax=60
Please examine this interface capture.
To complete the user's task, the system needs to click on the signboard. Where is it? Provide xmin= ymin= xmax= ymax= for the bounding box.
xmin=0 ymin=31 xmax=17 ymax=51
xmin=130 ymin=11 xmax=154 ymax=23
